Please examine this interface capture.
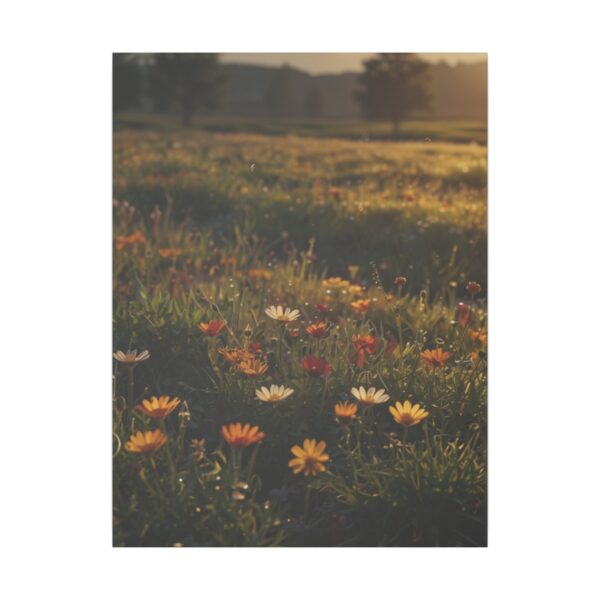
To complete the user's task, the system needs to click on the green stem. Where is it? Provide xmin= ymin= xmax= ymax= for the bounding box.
xmin=303 ymin=484 xmax=312 ymax=524
xmin=127 ymin=366 xmax=135 ymax=409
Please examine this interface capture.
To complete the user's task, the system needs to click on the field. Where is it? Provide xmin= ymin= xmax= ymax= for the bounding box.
xmin=113 ymin=128 xmax=487 ymax=546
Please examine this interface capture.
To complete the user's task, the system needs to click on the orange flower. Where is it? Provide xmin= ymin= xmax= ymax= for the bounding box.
xmin=136 ymin=395 xmax=181 ymax=420
xmin=288 ymin=439 xmax=329 ymax=476
xmin=158 ymin=247 xmax=182 ymax=259
xmin=466 ymin=281 xmax=482 ymax=297
xmin=218 ymin=347 xmax=255 ymax=364
xmin=247 ymin=268 xmax=272 ymax=281
xmin=351 ymin=299 xmax=372 ymax=313
xmin=353 ymin=335 xmax=378 ymax=369
xmin=198 ymin=320 xmax=226 ymax=337
xmin=236 ymin=358 xmax=268 ymax=376
xmin=306 ymin=321 xmax=328 ymax=338
xmin=115 ymin=231 xmax=146 ymax=251
xmin=334 ymin=402 xmax=357 ymax=423
xmin=125 ymin=429 xmax=168 ymax=453
xmin=456 ymin=302 xmax=471 ymax=327
xmin=302 ymin=355 xmax=333 ymax=377
xmin=220 ymin=423 xmax=265 ymax=447
xmin=469 ymin=330 xmax=487 ymax=344
xmin=421 ymin=348 xmax=451 ymax=370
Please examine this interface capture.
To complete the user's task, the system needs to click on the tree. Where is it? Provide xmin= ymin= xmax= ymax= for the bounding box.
xmin=303 ymin=86 xmax=323 ymax=118
xmin=356 ymin=53 xmax=432 ymax=136
xmin=264 ymin=65 xmax=295 ymax=117
xmin=113 ymin=53 xmax=142 ymax=113
xmin=150 ymin=53 xmax=225 ymax=127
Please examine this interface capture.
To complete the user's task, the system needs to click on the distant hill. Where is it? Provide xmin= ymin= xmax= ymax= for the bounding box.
xmin=216 ymin=61 xmax=486 ymax=120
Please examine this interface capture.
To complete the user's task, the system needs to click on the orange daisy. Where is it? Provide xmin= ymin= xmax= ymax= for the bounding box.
xmin=334 ymin=402 xmax=358 ymax=423
xmin=306 ymin=321 xmax=328 ymax=338
xmin=220 ymin=423 xmax=265 ymax=447
xmin=136 ymin=396 xmax=181 ymax=420
xmin=351 ymin=299 xmax=372 ymax=313
xmin=421 ymin=348 xmax=451 ymax=370
xmin=288 ymin=439 xmax=330 ymax=476
xmin=198 ymin=320 xmax=226 ymax=336
xmin=125 ymin=429 xmax=168 ymax=453
xmin=236 ymin=358 xmax=268 ymax=376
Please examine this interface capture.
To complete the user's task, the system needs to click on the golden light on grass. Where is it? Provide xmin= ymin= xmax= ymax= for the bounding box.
xmin=236 ymin=358 xmax=269 ymax=376
xmin=137 ymin=395 xmax=181 ymax=420
xmin=351 ymin=386 xmax=390 ymax=406
xmin=125 ymin=429 xmax=168 ymax=453
xmin=389 ymin=400 xmax=429 ymax=426
xmin=288 ymin=439 xmax=330 ymax=476
xmin=334 ymin=401 xmax=358 ymax=423
xmin=255 ymin=384 xmax=294 ymax=403
xmin=306 ymin=321 xmax=328 ymax=338
xmin=113 ymin=349 xmax=150 ymax=367
xmin=421 ymin=348 xmax=451 ymax=369
xmin=220 ymin=423 xmax=265 ymax=447
xmin=198 ymin=320 xmax=226 ymax=336
xmin=265 ymin=305 xmax=300 ymax=322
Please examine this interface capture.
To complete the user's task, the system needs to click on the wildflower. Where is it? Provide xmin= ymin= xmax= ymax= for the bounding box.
xmin=421 ymin=348 xmax=451 ymax=370
xmin=389 ymin=400 xmax=429 ymax=426
xmin=334 ymin=402 xmax=358 ymax=423
xmin=351 ymin=299 xmax=372 ymax=313
xmin=394 ymin=276 xmax=407 ymax=288
xmin=158 ymin=247 xmax=182 ymax=259
xmin=236 ymin=358 xmax=268 ymax=376
xmin=137 ymin=395 xmax=181 ymax=420
xmin=218 ymin=347 xmax=255 ymax=364
xmin=351 ymin=386 xmax=390 ymax=406
xmin=255 ymin=385 xmax=294 ymax=403
xmin=190 ymin=439 xmax=206 ymax=461
xmin=288 ymin=439 xmax=330 ymax=476
xmin=348 ymin=265 xmax=359 ymax=279
xmin=220 ymin=423 xmax=265 ymax=447
xmin=353 ymin=335 xmax=378 ymax=368
xmin=265 ymin=305 xmax=300 ymax=322
xmin=348 ymin=284 xmax=365 ymax=296
xmin=306 ymin=321 xmax=328 ymax=338
xmin=113 ymin=349 xmax=150 ymax=367
xmin=287 ymin=327 xmax=301 ymax=338
xmin=469 ymin=330 xmax=487 ymax=344
xmin=322 ymin=277 xmax=349 ymax=288
xmin=302 ymin=355 xmax=333 ymax=377
xmin=115 ymin=231 xmax=146 ymax=251
xmin=125 ymin=429 xmax=168 ymax=453
xmin=315 ymin=302 xmax=330 ymax=313
xmin=198 ymin=320 xmax=226 ymax=337
xmin=466 ymin=281 xmax=482 ymax=297
xmin=249 ymin=341 xmax=262 ymax=354
xmin=456 ymin=302 xmax=471 ymax=327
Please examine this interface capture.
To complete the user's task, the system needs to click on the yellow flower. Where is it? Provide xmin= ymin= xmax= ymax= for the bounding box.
xmin=351 ymin=386 xmax=390 ymax=406
xmin=136 ymin=396 xmax=180 ymax=420
xmin=389 ymin=400 xmax=429 ymax=427
xmin=322 ymin=277 xmax=350 ymax=288
xmin=125 ymin=429 xmax=168 ymax=453
xmin=288 ymin=439 xmax=330 ymax=476
xmin=236 ymin=358 xmax=268 ymax=376
xmin=113 ymin=349 xmax=150 ymax=367
xmin=220 ymin=423 xmax=265 ymax=447
xmin=255 ymin=385 xmax=294 ymax=403
xmin=334 ymin=401 xmax=358 ymax=423
xmin=265 ymin=305 xmax=300 ymax=322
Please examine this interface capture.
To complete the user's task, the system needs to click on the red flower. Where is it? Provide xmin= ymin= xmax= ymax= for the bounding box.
xmin=306 ymin=321 xmax=328 ymax=338
xmin=198 ymin=320 xmax=226 ymax=337
xmin=466 ymin=281 xmax=482 ymax=297
xmin=353 ymin=335 xmax=378 ymax=369
xmin=302 ymin=355 xmax=333 ymax=377
xmin=456 ymin=302 xmax=471 ymax=327
xmin=315 ymin=302 xmax=329 ymax=313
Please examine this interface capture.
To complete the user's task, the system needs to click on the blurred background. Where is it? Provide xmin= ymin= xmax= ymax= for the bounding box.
xmin=113 ymin=53 xmax=487 ymax=143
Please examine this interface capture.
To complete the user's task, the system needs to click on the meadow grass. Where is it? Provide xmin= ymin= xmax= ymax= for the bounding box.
xmin=113 ymin=130 xmax=487 ymax=546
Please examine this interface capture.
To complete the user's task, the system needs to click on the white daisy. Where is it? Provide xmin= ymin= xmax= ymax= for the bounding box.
xmin=265 ymin=305 xmax=300 ymax=322
xmin=350 ymin=386 xmax=390 ymax=406
xmin=255 ymin=385 xmax=295 ymax=403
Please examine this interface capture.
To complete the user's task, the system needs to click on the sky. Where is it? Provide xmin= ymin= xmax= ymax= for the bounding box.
xmin=221 ymin=53 xmax=486 ymax=75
